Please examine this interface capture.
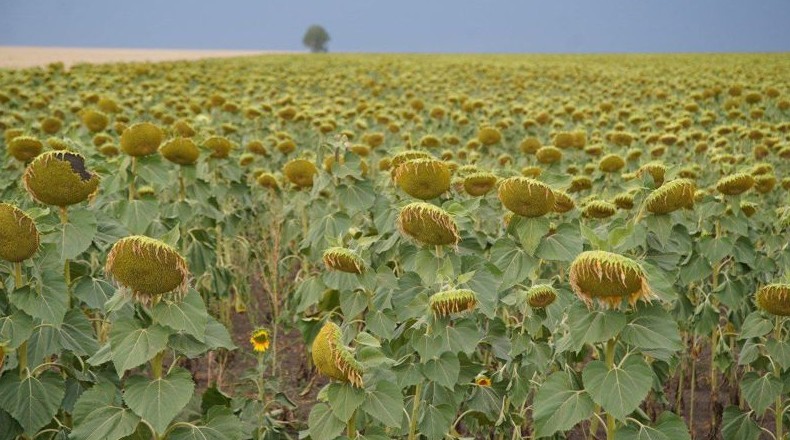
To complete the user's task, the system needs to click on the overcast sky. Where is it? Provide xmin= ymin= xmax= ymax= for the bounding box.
xmin=1 ymin=0 xmax=789 ymax=53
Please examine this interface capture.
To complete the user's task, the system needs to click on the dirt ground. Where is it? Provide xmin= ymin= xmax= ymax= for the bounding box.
xmin=0 ymin=46 xmax=290 ymax=69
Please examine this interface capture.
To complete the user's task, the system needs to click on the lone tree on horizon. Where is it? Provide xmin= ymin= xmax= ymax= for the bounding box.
xmin=302 ymin=25 xmax=330 ymax=53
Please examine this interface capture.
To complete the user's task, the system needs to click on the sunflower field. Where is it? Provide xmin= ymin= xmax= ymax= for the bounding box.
xmin=0 ymin=54 xmax=789 ymax=440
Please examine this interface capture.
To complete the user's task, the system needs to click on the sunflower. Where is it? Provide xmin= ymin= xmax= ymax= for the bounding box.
xmin=250 ymin=328 xmax=271 ymax=353
xmin=475 ymin=375 xmax=492 ymax=387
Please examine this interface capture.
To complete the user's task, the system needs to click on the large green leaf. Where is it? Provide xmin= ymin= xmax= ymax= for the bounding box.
xmin=535 ymin=223 xmax=584 ymax=262
xmin=738 ymin=311 xmax=773 ymax=340
xmin=151 ymin=289 xmax=208 ymax=338
xmin=767 ymin=339 xmax=790 ymax=370
xmin=615 ymin=411 xmax=690 ymax=440
xmin=117 ymin=199 xmax=158 ymax=235
xmin=568 ymin=303 xmax=626 ymax=351
xmin=109 ymin=319 xmax=170 ymax=373
xmin=0 ymin=310 xmax=33 ymax=349
xmin=0 ymin=371 xmax=65 ymax=435
xmin=620 ymin=305 xmax=682 ymax=352
xmin=362 ymin=381 xmax=404 ymax=428
xmin=10 ymin=282 xmax=68 ymax=325
xmin=70 ymin=406 xmax=140 ymax=440
xmin=533 ymin=371 xmax=594 ymax=438
xmin=510 ymin=216 xmax=550 ymax=255
xmin=423 ymin=352 xmax=460 ymax=389
xmin=167 ymin=407 xmax=245 ymax=440
xmin=490 ymin=238 xmax=536 ymax=290
xmin=307 ymin=403 xmax=345 ymax=440
xmin=582 ymin=356 xmax=653 ymax=421
xmin=721 ymin=406 xmax=760 ymax=440
xmin=73 ymin=276 xmax=116 ymax=310
xmin=326 ymin=383 xmax=365 ymax=422
xmin=60 ymin=308 xmax=100 ymax=356
xmin=58 ymin=208 xmax=98 ymax=260
xmin=739 ymin=372 xmax=782 ymax=416
xmin=418 ymin=403 xmax=455 ymax=440
xmin=123 ymin=367 xmax=195 ymax=434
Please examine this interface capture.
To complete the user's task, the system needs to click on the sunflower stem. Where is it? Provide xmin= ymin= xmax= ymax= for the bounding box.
xmin=151 ymin=350 xmax=165 ymax=379
xmin=408 ymin=381 xmax=423 ymax=440
xmin=178 ymin=168 xmax=186 ymax=202
xmin=59 ymin=207 xmax=72 ymax=307
xmin=17 ymin=341 xmax=27 ymax=378
xmin=13 ymin=262 xmax=23 ymax=288
xmin=605 ymin=338 xmax=617 ymax=440
xmin=346 ymin=411 xmax=356 ymax=437
xmin=775 ymin=317 xmax=784 ymax=440
xmin=690 ymin=333 xmax=697 ymax=437
xmin=129 ymin=156 xmax=137 ymax=200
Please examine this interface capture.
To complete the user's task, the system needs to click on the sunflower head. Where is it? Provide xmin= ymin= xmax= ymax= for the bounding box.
xmin=394 ymin=158 xmax=451 ymax=200
xmin=583 ymin=200 xmax=617 ymax=219
xmin=256 ymin=172 xmax=279 ymax=190
xmin=322 ymin=247 xmax=365 ymax=274
xmin=0 ymin=203 xmax=39 ymax=263
xmin=250 ymin=328 xmax=271 ymax=353
xmin=311 ymin=322 xmax=363 ymax=387
xmin=569 ymin=251 xmax=653 ymax=309
xmin=160 ymin=137 xmax=200 ymax=165
xmin=552 ymin=190 xmax=575 ymax=213
xmin=120 ymin=122 xmax=165 ymax=157
xmin=716 ymin=173 xmax=755 ymax=196
xmin=105 ymin=235 xmax=190 ymax=305
xmin=429 ymin=289 xmax=478 ymax=317
xmin=498 ymin=177 xmax=555 ymax=218
xmin=80 ymin=109 xmax=109 ymax=132
xmin=475 ymin=375 xmax=492 ymax=387
xmin=203 ymin=136 xmax=234 ymax=159
xmin=526 ymin=284 xmax=557 ymax=309
xmin=283 ymin=159 xmax=318 ymax=188
xmin=397 ymin=202 xmax=460 ymax=246
xmin=613 ymin=192 xmax=635 ymax=210
xmin=8 ymin=135 xmax=43 ymax=162
xmin=536 ymin=146 xmax=562 ymax=164
xmin=645 ymin=179 xmax=696 ymax=214
xmin=23 ymin=151 xmax=100 ymax=207
xmin=755 ymin=284 xmax=790 ymax=316
xmin=598 ymin=154 xmax=625 ymax=173
xmin=463 ymin=172 xmax=498 ymax=197
xmin=477 ymin=126 xmax=502 ymax=146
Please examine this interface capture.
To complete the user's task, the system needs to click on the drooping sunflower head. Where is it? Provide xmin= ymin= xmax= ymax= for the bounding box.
xmin=716 ymin=173 xmax=754 ymax=196
xmin=394 ymin=158 xmax=451 ymax=200
xmin=526 ymin=284 xmax=557 ymax=309
xmin=598 ymin=154 xmax=625 ymax=173
xmin=203 ymin=136 xmax=234 ymax=159
xmin=0 ymin=203 xmax=39 ymax=263
xmin=256 ymin=172 xmax=279 ymax=190
xmin=160 ymin=137 xmax=200 ymax=165
xmin=389 ymin=150 xmax=432 ymax=176
xmin=569 ymin=251 xmax=653 ymax=309
xmin=322 ymin=247 xmax=365 ymax=274
xmin=105 ymin=235 xmax=190 ymax=305
xmin=23 ymin=151 xmax=100 ymax=207
xmin=754 ymin=175 xmax=776 ymax=194
xmin=397 ymin=202 xmax=460 ymax=246
xmin=535 ymin=146 xmax=562 ymax=164
xmin=463 ymin=172 xmax=498 ymax=197
xmin=80 ymin=109 xmax=109 ymax=132
xmin=645 ymin=179 xmax=696 ymax=215
xmin=311 ymin=322 xmax=363 ymax=388
xmin=755 ymin=284 xmax=790 ymax=316
xmin=583 ymin=200 xmax=617 ymax=219
xmin=498 ymin=177 xmax=555 ymax=218
xmin=250 ymin=328 xmax=271 ymax=353
xmin=613 ymin=192 xmax=635 ymax=210
xmin=120 ymin=122 xmax=165 ymax=157
xmin=552 ymin=190 xmax=575 ymax=213
xmin=477 ymin=126 xmax=502 ymax=146
xmin=638 ymin=161 xmax=667 ymax=186
xmin=283 ymin=159 xmax=318 ymax=188
xmin=8 ymin=135 xmax=43 ymax=162
xmin=429 ymin=289 xmax=477 ymax=317
xmin=739 ymin=201 xmax=758 ymax=217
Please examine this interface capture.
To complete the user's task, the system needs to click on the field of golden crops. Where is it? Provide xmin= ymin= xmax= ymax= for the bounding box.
xmin=0 ymin=53 xmax=788 ymax=440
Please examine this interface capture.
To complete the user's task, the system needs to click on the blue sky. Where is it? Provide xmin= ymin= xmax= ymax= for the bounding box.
xmin=1 ymin=0 xmax=789 ymax=53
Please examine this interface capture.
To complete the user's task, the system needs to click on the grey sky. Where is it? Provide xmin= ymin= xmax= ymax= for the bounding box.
xmin=1 ymin=0 xmax=789 ymax=53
